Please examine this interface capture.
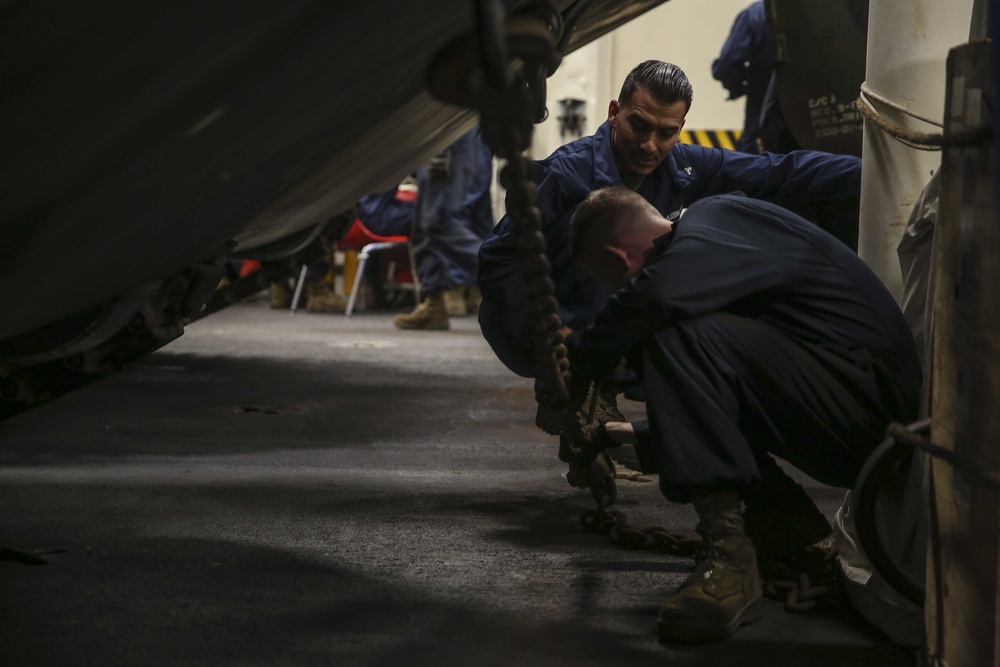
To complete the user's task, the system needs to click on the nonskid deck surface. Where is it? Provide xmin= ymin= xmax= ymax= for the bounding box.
xmin=0 ymin=302 xmax=914 ymax=667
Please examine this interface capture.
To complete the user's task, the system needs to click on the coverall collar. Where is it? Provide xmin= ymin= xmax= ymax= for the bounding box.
xmin=592 ymin=121 xmax=696 ymax=193
xmin=591 ymin=121 xmax=622 ymax=187
xmin=652 ymin=229 xmax=677 ymax=254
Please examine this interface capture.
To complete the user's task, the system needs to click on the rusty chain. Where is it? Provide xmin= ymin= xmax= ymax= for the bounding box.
xmin=427 ymin=0 xmax=607 ymax=489
xmin=580 ymin=506 xmax=702 ymax=558
xmin=581 ymin=502 xmax=841 ymax=613
xmin=761 ymin=545 xmax=845 ymax=613
xmin=582 ymin=501 xmax=842 ymax=613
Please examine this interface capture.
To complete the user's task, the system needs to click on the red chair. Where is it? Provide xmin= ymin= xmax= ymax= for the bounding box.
xmin=291 ymin=218 xmax=420 ymax=317
xmin=290 ymin=217 xmax=419 ymax=316
xmin=291 ymin=185 xmax=419 ymax=315
xmin=338 ymin=218 xmax=419 ymax=316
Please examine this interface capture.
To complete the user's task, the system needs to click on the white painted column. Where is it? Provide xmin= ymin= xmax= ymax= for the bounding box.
xmin=858 ymin=0 xmax=975 ymax=298
xmin=530 ymin=36 xmax=611 ymax=160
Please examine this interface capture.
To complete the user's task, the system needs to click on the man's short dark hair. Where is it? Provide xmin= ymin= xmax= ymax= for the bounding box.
xmin=570 ymin=187 xmax=650 ymax=259
xmin=618 ymin=60 xmax=693 ymax=112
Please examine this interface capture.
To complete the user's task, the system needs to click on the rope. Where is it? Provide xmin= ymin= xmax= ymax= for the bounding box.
xmin=887 ymin=422 xmax=1000 ymax=493
xmin=856 ymin=85 xmax=991 ymax=151
xmin=855 ymin=90 xmax=946 ymax=151
xmin=859 ymin=83 xmax=943 ymax=127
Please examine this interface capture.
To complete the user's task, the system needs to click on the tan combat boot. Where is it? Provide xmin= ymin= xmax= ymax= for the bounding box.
xmin=269 ymin=281 xmax=293 ymax=309
xmin=393 ymin=292 xmax=449 ymax=330
xmin=443 ymin=286 xmax=467 ymax=317
xmin=305 ymin=282 xmax=347 ymax=313
xmin=657 ymin=487 xmax=763 ymax=642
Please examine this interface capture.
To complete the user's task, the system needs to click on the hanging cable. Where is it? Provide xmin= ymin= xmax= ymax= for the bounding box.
xmin=856 ymin=82 xmax=991 ymax=151
xmin=428 ymin=0 xmax=621 ymax=506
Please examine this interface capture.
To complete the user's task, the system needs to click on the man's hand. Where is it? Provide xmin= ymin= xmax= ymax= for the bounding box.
xmin=602 ymin=420 xmax=637 ymax=445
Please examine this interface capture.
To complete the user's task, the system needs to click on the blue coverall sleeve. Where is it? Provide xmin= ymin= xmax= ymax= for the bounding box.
xmin=679 ymin=145 xmax=861 ymax=205
xmin=478 ymin=164 xmax=588 ymax=377
xmin=478 ymin=217 xmax=532 ymax=375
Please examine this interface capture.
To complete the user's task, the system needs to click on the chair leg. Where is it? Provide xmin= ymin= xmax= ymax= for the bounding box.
xmin=346 ymin=251 xmax=371 ymax=317
xmin=407 ymin=242 xmax=421 ymax=303
xmin=290 ymin=264 xmax=309 ymax=314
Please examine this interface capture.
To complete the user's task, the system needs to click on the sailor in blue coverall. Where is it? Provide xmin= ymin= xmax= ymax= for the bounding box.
xmin=566 ymin=187 xmax=920 ymax=641
xmin=478 ymin=60 xmax=862 ymax=379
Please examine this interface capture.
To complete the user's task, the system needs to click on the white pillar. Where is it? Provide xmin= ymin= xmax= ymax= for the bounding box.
xmin=530 ymin=37 xmax=610 ymax=160
xmin=858 ymin=0 xmax=975 ymax=298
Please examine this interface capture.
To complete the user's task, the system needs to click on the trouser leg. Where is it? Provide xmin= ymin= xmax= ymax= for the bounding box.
xmin=414 ymin=132 xmax=490 ymax=295
xmin=643 ymin=313 xmax=915 ymax=502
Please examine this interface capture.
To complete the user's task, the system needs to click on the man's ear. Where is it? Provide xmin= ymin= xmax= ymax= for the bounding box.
xmin=608 ymin=99 xmax=620 ymax=126
xmin=603 ymin=244 xmax=629 ymax=272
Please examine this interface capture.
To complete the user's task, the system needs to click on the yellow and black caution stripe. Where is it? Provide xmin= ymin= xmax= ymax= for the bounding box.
xmin=679 ymin=129 xmax=742 ymax=150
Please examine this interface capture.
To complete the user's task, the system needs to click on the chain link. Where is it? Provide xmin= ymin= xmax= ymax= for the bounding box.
xmin=492 ymin=128 xmax=572 ymax=411
xmin=427 ymin=1 xmax=571 ymax=413
xmin=427 ymin=1 xmax=599 ymax=488
xmin=760 ymin=544 xmax=844 ymax=613
xmin=579 ymin=507 xmax=702 ymax=558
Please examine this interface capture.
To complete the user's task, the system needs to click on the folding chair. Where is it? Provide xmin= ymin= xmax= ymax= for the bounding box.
xmin=289 ymin=218 xmax=419 ymax=316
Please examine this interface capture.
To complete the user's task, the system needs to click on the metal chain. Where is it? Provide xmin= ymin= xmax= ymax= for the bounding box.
xmin=580 ymin=506 xmax=702 ymax=558
xmin=427 ymin=0 xmax=571 ymax=413
xmin=492 ymin=128 xmax=572 ymax=411
xmin=760 ymin=545 xmax=845 ymax=613
xmin=428 ymin=1 xmax=608 ymax=505
xmin=580 ymin=506 xmax=842 ymax=613
xmin=580 ymin=499 xmax=842 ymax=614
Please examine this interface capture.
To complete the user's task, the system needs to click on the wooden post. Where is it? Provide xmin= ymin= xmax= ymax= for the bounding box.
xmin=927 ymin=39 xmax=997 ymax=667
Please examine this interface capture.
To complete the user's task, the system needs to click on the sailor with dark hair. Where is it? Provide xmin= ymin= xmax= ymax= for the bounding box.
xmin=566 ymin=187 xmax=921 ymax=641
xmin=617 ymin=59 xmax=694 ymax=122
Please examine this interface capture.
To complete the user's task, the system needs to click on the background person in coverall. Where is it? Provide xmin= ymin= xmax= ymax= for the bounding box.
xmin=356 ymin=181 xmax=418 ymax=238
xmin=566 ymin=187 xmax=921 ymax=642
xmin=711 ymin=1 xmax=772 ymax=153
xmin=393 ymin=126 xmax=494 ymax=330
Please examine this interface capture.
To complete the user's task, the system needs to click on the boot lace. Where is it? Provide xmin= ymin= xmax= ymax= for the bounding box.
xmin=691 ymin=524 xmax=727 ymax=581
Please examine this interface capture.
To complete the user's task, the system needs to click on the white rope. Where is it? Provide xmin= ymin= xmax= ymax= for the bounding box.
xmin=858 ymin=82 xmax=944 ymax=128
xmin=855 ymin=84 xmax=945 ymax=151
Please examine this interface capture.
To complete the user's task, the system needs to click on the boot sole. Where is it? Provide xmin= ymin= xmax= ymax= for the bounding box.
xmin=657 ymin=594 xmax=764 ymax=643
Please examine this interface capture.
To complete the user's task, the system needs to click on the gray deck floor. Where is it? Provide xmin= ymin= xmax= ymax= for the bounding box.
xmin=0 ymin=301 xmax=916 ymax=666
